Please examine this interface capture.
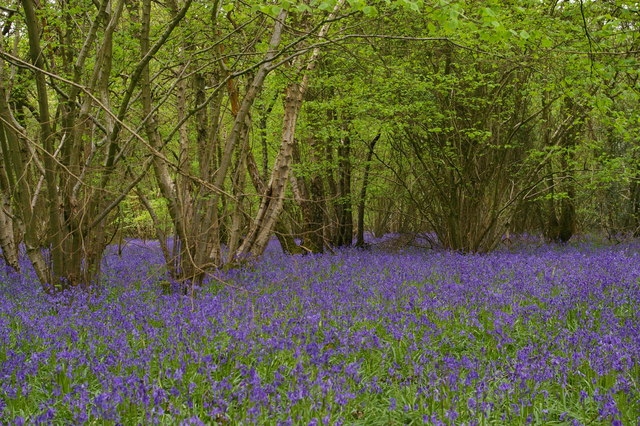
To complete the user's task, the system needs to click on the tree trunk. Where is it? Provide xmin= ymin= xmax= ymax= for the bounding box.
xmin=291 ymin=139 xmax=324 ymax=253
xmin=226 ymin=123 xmax=251 ymax=259
xmin=140 ymin=0 xmax=190 ymax=283
xmin=238 ymin=84 xmax=302 ymax=257
xmin=356 ymin=133 xmax=380 ymax=247
xmin=334 ymin=134 xmax=353 ymax=246
xmin=245 ymin=134 xmax=303 ymax=255
xmin=324 ymin=141 xmax=339 ymax=242
xmin=0 ymin=80 xmax=48 ymax=282
xmin=630 ymin=173 xmax=640 ymax=237
xmin=209 ymin=9 xmax=288 ymax=211
xmin=22 ymin=0 xmax=65 ymax=288
xmin=0 ymin=152 xmax=20 ymax=272
xmin=306 ymin=144 xmax=326 ymax=252
xmin=236 ymin=1 xmax=345 ymax=257
xmin=557 ymin=157 xmax=576 ymax=243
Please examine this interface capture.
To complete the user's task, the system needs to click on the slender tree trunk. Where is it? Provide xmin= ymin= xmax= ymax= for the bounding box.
xmin=238 ymin=83 xmax=302 ymax=256
xmin=239 ymin=0 xmax=346 ymax=257
xmin=140 ymin=0 xmax=189 ymax=278
xmin=259 ymin=94 xmax=278 ymax=182
xmin=324 ymin=141 xmax=339 ymax=242
xmin=222 ymin=49 xmax=251 ymax=261
xmin=207 ymin=9 xmax=288 ymax=262
xmin=193 ymin=72 xmax=223 ymax=271
xmin=0 ymin=53 xmax=20 ymax=273
xmin=356 ymin=133 xmax=380 ymax=247
xmin=0 ymin=82 xmax=49 ymax=282
xmin=558 ymin=153 xmax=576 ymax=242
xmin=226 ymin=122 xmax=251 ymax=260
xmin=291 ymin=140 xmax=324 ymax=253
xmin=22 ymin=0 xmax=65 ymax=288
xmin=335 ymin=134 xmax=353 ymax=246
xmin=0 ymin=142 xmax=20 ymax=271
xmin=245 ymin=138 xmax=303 ymax=255
xmin=210 ymin=9 xmax=288 ymax=210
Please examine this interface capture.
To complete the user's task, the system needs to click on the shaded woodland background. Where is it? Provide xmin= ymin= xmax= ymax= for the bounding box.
xmin=0 ymin=0 xmax=638 ymax=291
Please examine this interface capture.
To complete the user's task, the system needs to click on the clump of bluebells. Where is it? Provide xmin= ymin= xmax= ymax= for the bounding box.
xmin=1 ymin=237 xmax=639 ymax=424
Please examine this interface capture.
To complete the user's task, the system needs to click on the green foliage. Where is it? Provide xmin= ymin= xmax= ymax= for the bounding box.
xmin=2 ymin=0 xmax=639 ymax=290
xmin=118 ymin=196 xmax=171 ymax=239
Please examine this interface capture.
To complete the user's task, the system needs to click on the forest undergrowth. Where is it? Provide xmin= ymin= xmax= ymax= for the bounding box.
xmin=1 ymin=236 xmax=639 ymax=424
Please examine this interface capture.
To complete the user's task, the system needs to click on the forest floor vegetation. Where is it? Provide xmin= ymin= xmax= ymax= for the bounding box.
xmin=0 ymin=236 xmax=639 ymax=424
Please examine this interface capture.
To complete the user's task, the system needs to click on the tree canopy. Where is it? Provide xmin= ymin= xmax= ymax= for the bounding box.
xmin=0 ymin=0 xmax=638 ymax=290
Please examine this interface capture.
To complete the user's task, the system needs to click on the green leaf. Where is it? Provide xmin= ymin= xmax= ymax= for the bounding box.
xmin=347 ymin=0 xmax=366 ymax=9
xmin=401 ymin=0 xmax=420 ymax=12
xmin=221 ymin=2 xmax=234 ymax=12
xmin=519 ymin=30 xmax=530 ymax=39
xmin=318 ymin=1 xmax=333 ymax=11
xmin=482 ymin=7 xmax=496 ymax=17
xmin=444 ymin=19 xmax=459 ymax=31
xmin=541 ymin=37 xmax=553 ymax=48
xmin=362 ymin=5 xmax=378 ymax=16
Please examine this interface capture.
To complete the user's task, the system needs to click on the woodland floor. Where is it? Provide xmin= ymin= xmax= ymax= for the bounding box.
xmin=1 ymin=236 xmax=639 ymax=424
